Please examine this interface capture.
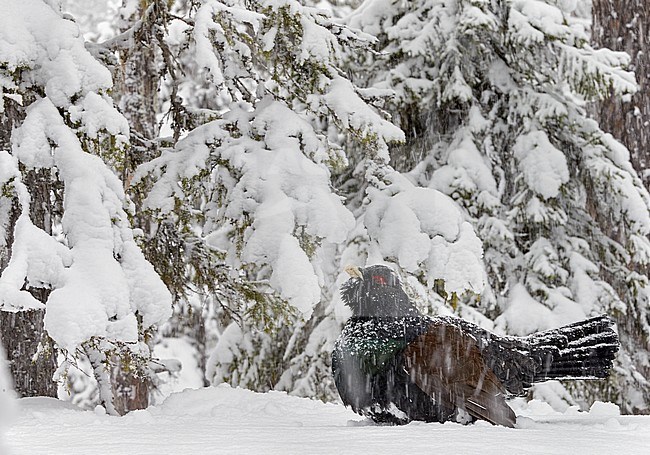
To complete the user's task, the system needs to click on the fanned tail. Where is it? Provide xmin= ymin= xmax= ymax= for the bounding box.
xmin=527 ymin=315 xmax=619 ymax=382
xmin=436 ymin=314 xmax=620 ymax=397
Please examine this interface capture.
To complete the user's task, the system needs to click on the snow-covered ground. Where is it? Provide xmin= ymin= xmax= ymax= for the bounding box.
xmin=5 ymin=385 xmax=650 ymax=455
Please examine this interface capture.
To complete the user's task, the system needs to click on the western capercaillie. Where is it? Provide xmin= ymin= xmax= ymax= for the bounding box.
xmin=332 ymin=265 xmax=620 ymax=427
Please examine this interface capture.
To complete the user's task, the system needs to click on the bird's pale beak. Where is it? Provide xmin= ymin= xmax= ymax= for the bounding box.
xmin=344 ymin=265 xmax=363 ymax=279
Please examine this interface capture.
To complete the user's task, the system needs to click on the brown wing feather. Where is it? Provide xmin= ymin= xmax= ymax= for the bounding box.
xmin=403 ymin=322 xmax=516 ymax=428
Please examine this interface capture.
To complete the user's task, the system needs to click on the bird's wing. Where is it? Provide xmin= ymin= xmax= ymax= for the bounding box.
xmin=403 ymin=322 xmax=516 ymax=428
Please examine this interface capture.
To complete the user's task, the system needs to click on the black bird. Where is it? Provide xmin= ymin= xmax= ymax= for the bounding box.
xmin=332 ymin=265 xmax=620 ymax=427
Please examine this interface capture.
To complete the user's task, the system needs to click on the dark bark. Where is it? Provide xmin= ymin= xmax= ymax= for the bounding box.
xmin=25 ymin=168 xmax=54 ymax=235
xmin=0 ymin=196 xmax=19 ymax=273
xmin=0 ymin=99 xmax=20 ymax=151
xmin=187 ymin=306 xmax=209 ymax=387
xmin=110 ymin=354 xmax=151 ymax=415
xmin=0 ymin=311 xmax=57 ymax=397
xmin=0 ymin=185 xmax=56 ymax=397
xmin=116 ymin=0 xmax=161 ymax=184
xmin=592 ymin=0 xmax=650 ymax=414
xmin=0 ymin=100 xmax=58 ymax=399
xmin=592 ymin=0 xmax=650 ymax=187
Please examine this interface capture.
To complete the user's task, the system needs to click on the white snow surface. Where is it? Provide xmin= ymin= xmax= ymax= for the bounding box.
xmin=5 ymin=384 xmax=650 ymax=455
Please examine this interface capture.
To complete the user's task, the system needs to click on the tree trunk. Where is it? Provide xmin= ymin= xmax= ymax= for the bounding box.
xmin=100 ymin=0 xmax=165 ymax=414
xmin=592 ymin=0 xmax=650 ymax=414
xmin=109 ymin=348 xmax=152 ymax=415
xmin=0 ymin=99 xmax=57 ymax=399
xmin=0 ymin=189 xmax=56 ymax=398
xmin=116 ymin=0 xmax=161 ymax=185
xmin=0 ymin=311 xmax=57 ymax=397
xmin=592 ymin=0 xmax=650 ymax=186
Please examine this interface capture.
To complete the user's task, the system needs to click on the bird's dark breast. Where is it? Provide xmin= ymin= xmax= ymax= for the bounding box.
xmin=332 ymin=316 xmax=453 ymax=424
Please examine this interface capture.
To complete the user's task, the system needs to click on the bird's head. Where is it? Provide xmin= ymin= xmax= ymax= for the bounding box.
xmin=341 ymin=265 xmax=419 ymax=317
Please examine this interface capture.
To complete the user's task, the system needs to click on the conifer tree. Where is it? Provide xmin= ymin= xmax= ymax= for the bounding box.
xmin=133 ymin=0 xmax=406 ymax=391
xmin=49 ymin=0 xmax=650 ymax=413
xmin=348 ymin=0 xmax=650 ymax=412
xmin=0 ymin=0 xmax=171 ymax=414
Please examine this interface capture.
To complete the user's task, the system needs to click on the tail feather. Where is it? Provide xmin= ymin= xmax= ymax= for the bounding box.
xmin=452 ymin=314 xmax=619 ymax=396
xmin=527 ymin=315 xmax=619 ymax=382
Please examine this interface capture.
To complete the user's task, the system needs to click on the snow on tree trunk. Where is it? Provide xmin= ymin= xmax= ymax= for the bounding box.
xmin=592 ymin=0 xmax=650 ymax=187
xmin=590 ymin=0 xmax=650 ymax=414
xmin=0 ymin=96 xmax=58 ymax=399
xmin=0 ymin=0 xmax=172 ymax=414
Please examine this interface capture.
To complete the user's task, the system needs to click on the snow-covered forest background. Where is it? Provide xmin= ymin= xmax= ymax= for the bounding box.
xmin=1 ymin=0 xmax=650 ymax=439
